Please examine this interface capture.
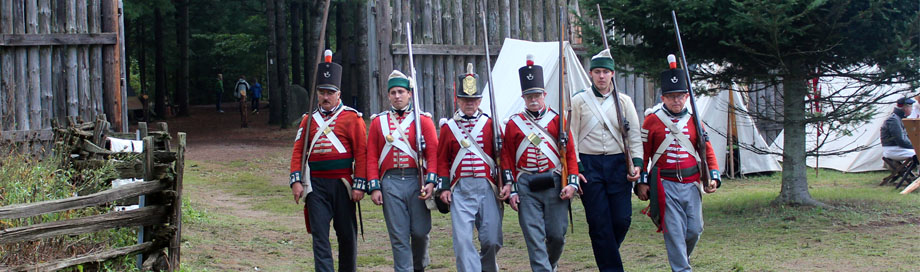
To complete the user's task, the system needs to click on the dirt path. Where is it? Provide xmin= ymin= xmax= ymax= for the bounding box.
xmin=167 ymin=103 xmax=318 ymax=271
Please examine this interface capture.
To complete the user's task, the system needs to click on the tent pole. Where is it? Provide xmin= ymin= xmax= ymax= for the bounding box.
xmin=728 ymin=88 xmax=735 ymax=179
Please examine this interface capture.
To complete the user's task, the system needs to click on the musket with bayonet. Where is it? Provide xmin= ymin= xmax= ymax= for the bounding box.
xmin=406 ymin=22 xmax=429 ymax=198
xmin=478 ymin=0 xmax=504 ymax=184
xmin=670 ymin=10 xmax=716 ymax=188
xmin=298 ymin=0 xmax=331 ymax=200
xmin=597 ymin=4 xmax=636 ymax=177
xmin=558 ymin=2 xmax=575 ymax=232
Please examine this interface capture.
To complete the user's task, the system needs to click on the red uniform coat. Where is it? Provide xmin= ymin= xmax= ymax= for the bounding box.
xmin=641 ymin=109 xmax=719 ymax=232
xmin=641 ymin=111 xmax=718 ymax=180
xmin=436 ymin=114 xmax=498 ymax=186
xmin=501 ymin=109 xmax=579 ymax=184
xmin=288 ymin=104 xmax=367 ymax=233
xmin=366 ymin=111 xmax=439 ymax=184
xmin=289 ymin=105 xmax=367 ymax=184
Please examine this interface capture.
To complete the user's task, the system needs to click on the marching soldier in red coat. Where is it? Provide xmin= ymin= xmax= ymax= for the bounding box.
xmin=289 ymin=50 xmax=367 ymax=272
xmin=500 ymin=55 xmax=580 ymax=271
xmin=366 ymin=70 xmax=438 ymax=272
xmin=636 ymin=55 xmax=721 ymax=272
xmin=436 ymin=64 xmax=503 ymax=272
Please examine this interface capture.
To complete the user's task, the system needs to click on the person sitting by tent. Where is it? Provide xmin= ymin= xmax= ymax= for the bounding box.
xmin=881 ymin=97 xmax=917 ymax=164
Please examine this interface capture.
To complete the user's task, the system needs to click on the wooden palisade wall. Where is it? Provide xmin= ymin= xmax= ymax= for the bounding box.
xmin=0 ymin=0 xmax=125 ymax=153
xmin=368 ymin=0 xmax=649 ymax=120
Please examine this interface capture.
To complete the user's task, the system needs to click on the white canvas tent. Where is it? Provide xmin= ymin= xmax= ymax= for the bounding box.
xmin=769 ymin=75 xmax=903 ymax=173
xmin=770 ymin=107 xmax=892 ymax=173
xmin=696 ymin=90 xmax=783 ymax=174
xmin=481 ymin=38 xmax=592 ymax=124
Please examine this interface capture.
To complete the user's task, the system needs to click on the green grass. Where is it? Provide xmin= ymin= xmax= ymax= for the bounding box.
xmin=181 ymin=151 xmax=920 ymax=271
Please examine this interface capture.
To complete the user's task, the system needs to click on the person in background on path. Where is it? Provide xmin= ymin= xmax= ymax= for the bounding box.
xmin=215 ymin=73 xmax=224 ymax=113
xmin=251 ymin=78 xmax=263 ymax=114
xmin=235 ymin=75 xmax=251 ymax=128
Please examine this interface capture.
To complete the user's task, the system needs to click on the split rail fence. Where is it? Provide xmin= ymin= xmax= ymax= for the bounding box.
xmin=0 ymin=119 xmax=185 ymax=271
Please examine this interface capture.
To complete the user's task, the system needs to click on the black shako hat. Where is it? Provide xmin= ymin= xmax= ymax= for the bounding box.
xmin=660 ymin=54 xmax=689 ymax=95
xmin=457 ymin=63 xmax=483 ymax=98
xmin=518 ymin=54 xmax=545 ymax=95
xmin=316 ymin=49 xmax=343 ymax=91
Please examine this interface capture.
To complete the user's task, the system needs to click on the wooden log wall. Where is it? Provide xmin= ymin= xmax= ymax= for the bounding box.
xmin=0 ymin=0 xmax=125 ymax=153
xmin=372 ymin=0 xmax=651 ymax=120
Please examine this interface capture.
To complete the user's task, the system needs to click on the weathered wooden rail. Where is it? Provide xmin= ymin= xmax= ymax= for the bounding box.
xmin=0 ymin=120 xmax=186 ymax=271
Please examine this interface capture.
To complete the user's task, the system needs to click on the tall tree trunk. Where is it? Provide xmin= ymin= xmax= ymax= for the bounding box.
xmin=124 ymin=16 xmax=130 ymax=99
xmin=174 ymin=0 xmax=189 ymax=116
xmin=290 ymin=1 xmax=302 ymax=88
xmin=302 ymin=2 xmax=311 ymax=87
xmin=137 ymin=17 xmax=147 ymax=121
xmin=335 ymin=2 xmax=350 ymax=105
xmin=775 ymin=62 xmax=824 ymax=206
xmin=276 ymin=0 xmax=291 ymax=128
xmin=154 ymin=8 xmax=167 ymax=118
xmin=303 ymin=2 xmax=320 ymax=91
xmin=355 ymin=1 xmax=370 ymax=113
xmin=267 ymin=0 xmax=280 ymax=125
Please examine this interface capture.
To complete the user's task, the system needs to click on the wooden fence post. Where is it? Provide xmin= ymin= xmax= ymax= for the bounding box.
xmin=169 ymin=132 xmax=186 ymax=270
xmin=135 ymin=124 xmax=150 ymax=270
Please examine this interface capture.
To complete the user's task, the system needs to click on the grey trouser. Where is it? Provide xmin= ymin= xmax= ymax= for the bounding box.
xmin=451 ymin=177 xmax=503 ymax=272
xmin=381 ymin=168 xmax=431 ymax=271
xmin=662 ymin=180 xmax=703 ymax=272
xmin=517 ymin=172 xmax=569 ymax=272
xmin=306 ymin=177 xmax=357 ymax=272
